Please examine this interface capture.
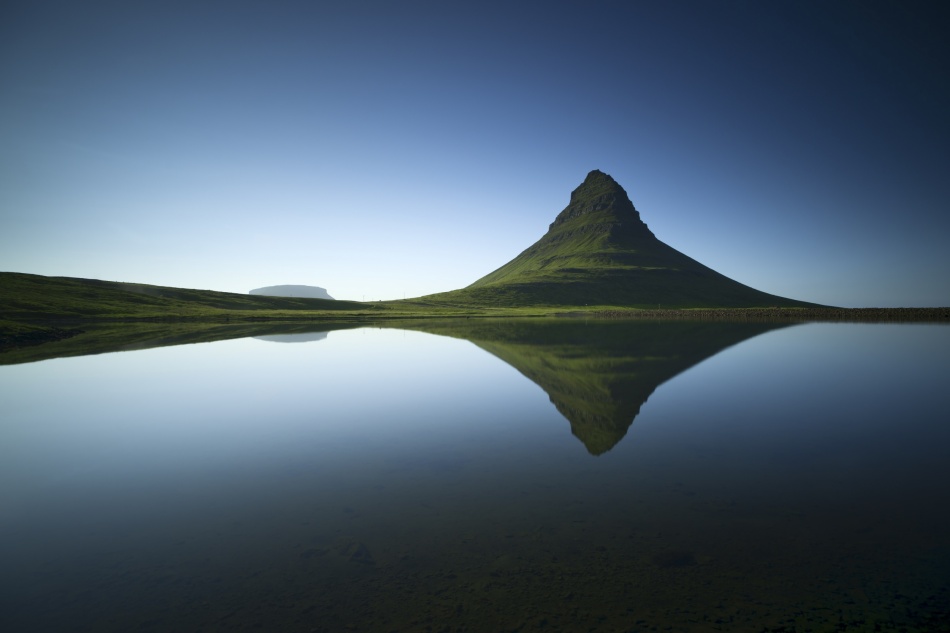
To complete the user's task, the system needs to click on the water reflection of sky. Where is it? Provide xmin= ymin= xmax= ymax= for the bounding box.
xmin=3 ymin=323 xmax=949 ymax=507
xmin=0 ymin=328 xmax=559 ymax=503
xmin=639 ymin=323 xmax=950 ymax=471
xmin=2 ymin=322 xmax=949 ymax=631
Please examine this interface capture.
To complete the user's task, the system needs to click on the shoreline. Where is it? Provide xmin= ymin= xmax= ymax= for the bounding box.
xmin=3 ymin=306 xmax=948 ymax=357
xmin=589 ymin=307 xmax=950 ymax=322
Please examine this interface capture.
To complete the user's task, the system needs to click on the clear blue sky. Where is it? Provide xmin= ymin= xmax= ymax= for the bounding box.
xmin=2 ymin=1 xmax=948 ymax=307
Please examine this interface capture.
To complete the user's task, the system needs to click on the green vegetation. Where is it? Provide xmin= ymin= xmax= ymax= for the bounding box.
xmin=417 ymin=170 xmax=823 ymax=309
xmin=395 ymin=318 xmax=791 ymax=454
xmin=0 ymin=271 xmax=557 ymax=360
xmin=0 ymin=271 xmax=376 ymax=321
xmin=0 ymin=272 xmax=384 ymax=358
xmin=2 ymin=171 xmax=946 ymax=362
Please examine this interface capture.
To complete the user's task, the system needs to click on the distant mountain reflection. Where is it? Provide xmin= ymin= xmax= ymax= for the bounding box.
xmin=0 ymin=322 xmax=361 ymax=365
xmin=397 ymin=319 xmax=791 ymax=454
xmin=253 ymin=331 xmax=329 ymax=343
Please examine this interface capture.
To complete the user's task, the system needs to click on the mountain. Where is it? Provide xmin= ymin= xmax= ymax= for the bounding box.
xmin=250 ymin=285 xmax=334 ymax=300
xmin=434 ymin=170 xmax=817 ymax=308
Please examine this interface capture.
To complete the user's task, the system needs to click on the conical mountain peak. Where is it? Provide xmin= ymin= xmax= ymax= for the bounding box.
xmin=569 ymin=169 xmax=629 ymax=205
xmin=551 ymin=170 xmax=652 ymax=237
xmin=440 ymin=170 xmax=817 ymax=308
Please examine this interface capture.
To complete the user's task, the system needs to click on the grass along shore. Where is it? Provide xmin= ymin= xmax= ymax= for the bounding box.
xmin=1 ymin=271 xmax=947 ymax=359
xmin=590 ymin=307 xmax=950 ymax=322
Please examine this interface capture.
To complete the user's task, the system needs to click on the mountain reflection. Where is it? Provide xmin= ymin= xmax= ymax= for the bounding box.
xmin=3 ymin=317 xmax=789 ymax=455
xmin=395 ymin=319 xmax=791 ymax=454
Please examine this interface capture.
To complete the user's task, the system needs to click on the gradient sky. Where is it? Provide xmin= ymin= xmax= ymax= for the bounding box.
xmin=2 ymin=1 xmax=948 ymax=307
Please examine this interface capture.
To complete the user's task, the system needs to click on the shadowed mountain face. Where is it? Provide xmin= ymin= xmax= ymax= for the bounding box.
xmin=454 ymin=170 xmax=815 ymax=308
xmin=401 ymin=319 xmax=791 ymax=454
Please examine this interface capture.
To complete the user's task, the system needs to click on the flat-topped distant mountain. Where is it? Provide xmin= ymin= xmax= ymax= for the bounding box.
xmin=426 ymin=170 xmax=820 ymax=308
xmin=249 ymin=285 xmax=334 ymax=300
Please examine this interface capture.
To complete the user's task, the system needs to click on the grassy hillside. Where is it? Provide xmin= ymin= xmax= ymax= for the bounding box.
xmin=1 ymin=270 xmax=945 ymax=362
xmin=0 ymin=272 xmax=377 ymax=322
xmin=0 ymin=271 xmax=392 ymax=354
xmin=3 ymin=168 xmax=940 ymax=359
xmin=0 ymin=271 xmax=555 ymax=355
xmin=422 ymin=170 xmax=823 ymax=309
xmin=0 ymin=172 xmax=824 ymax=331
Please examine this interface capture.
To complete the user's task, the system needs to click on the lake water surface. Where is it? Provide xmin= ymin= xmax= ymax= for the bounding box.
xmin=2 ymin=320 xmax=949 ymax=632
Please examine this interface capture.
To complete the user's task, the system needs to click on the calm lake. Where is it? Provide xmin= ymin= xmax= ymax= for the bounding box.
xmin=2 ymin=319 xmax=949 ymax=632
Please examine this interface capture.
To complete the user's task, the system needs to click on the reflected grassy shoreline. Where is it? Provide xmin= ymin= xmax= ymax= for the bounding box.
xmin=592 ymin=306 xmax=950 ymax=322
xmin=2 ymin=270 xmax=948 ymax=362
xmin=4 ymin=306 xmax=949 ymax=365
xmin=0 ymin=321 xmax=367 ymax=365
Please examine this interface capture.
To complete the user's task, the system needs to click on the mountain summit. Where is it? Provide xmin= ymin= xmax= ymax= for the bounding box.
xmin=549 ymin=169 xmax=653 ymax=239
xmin=452 ymin=170 xmax=814 ymax=308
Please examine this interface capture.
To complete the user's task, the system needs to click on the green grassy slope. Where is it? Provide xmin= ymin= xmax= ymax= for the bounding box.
xmin=0 ymin=271 xmax=376 ymax=322
xmin=0 ymin=171 xmax=823 ymax=327
xmin=0 ymin=271 xmax=559 ymax=355
xmin=0 ymin=271 xmax=398 ymax=353
xmin=421 ymin=170 xmax=822 ymax=309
